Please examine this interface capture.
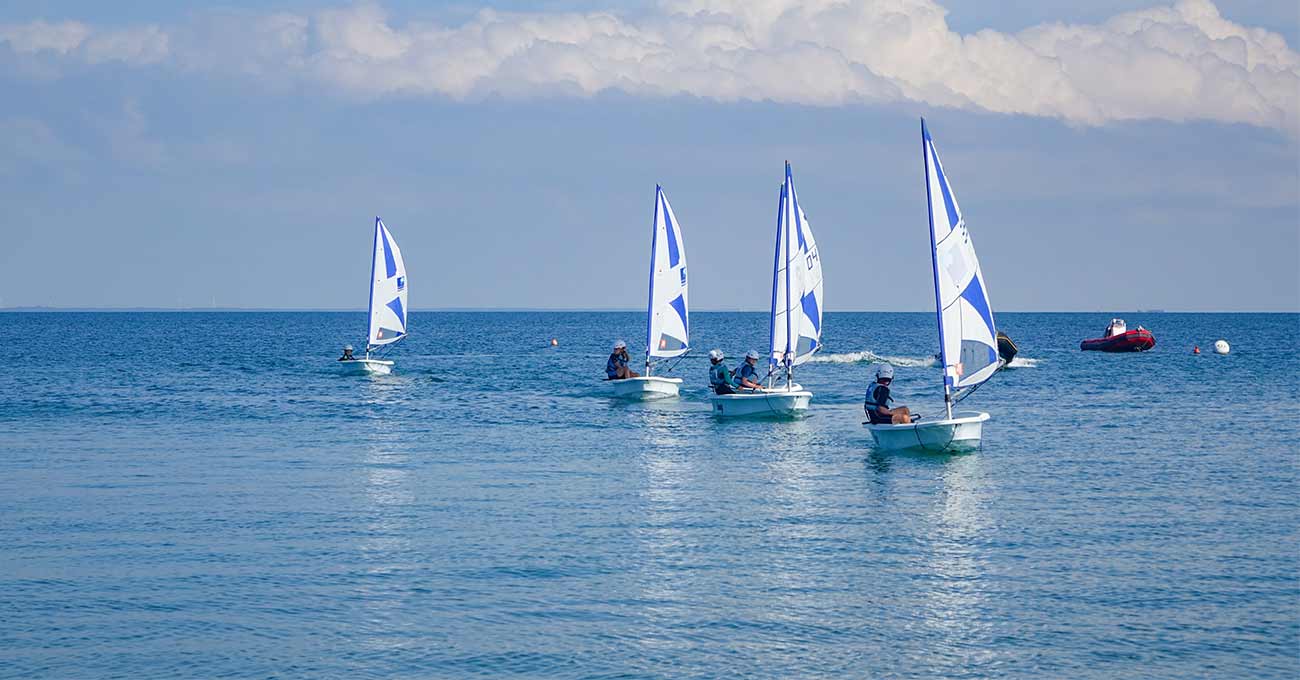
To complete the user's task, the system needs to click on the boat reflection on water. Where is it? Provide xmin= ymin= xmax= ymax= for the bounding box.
xmin=865 ymin=450 xmax=998 ymax=671
xmin=632 ymin=410 xmax=699 ymax=656
xmin=921 ymin=455 xmax=996 ymax=665
xmin=354 ymin=382 xmax=418 ymax=655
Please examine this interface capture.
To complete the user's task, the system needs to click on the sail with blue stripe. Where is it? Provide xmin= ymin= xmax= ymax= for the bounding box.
xmin=645 ymin=186 xmax=689 ymax=361
xmin=769 ymin=162 xmax=824 ymax=371
xmin=922 ymin=119 xmax=999 ymax=392
xmin=367 ymin=217 xmax=408 ymax=349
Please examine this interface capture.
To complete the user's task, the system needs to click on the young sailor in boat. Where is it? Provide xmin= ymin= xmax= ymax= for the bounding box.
xmin=735 ymin=350 xmax=766 ymax=390
xmin=864 ymin=364 xmax=912 ymax=424
xmin=708 ymin=349 xmax=738 ymax=395
xmin=605 ymin=340 xmax=640 ymax=380
xmin=339 ymin=345 xmax=355 ymax=361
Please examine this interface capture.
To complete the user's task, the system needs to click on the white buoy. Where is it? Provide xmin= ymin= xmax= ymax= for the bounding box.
xmin=1213 ymin=339 xmax=1230 ymax=354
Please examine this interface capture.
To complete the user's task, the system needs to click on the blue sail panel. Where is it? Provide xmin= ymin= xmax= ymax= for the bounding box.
xmin=380 ymin=225 xmax=397 ymax=278
xmin=662 ymin=193 xmax=681 ymax=268
xmin=960 ymin=274 xmax=994 ymax=340
xmin=386 ymin=297 xmax=406 ymax=328
xmin=800 ymin=290 xmax=820 ymax=335
xmin=669 ymin=294 xmax=687 ymax=341
xmin=932 ymin=146 xmax=961 ymax=230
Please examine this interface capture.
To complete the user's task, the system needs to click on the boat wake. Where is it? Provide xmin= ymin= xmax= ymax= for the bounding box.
xmin=1005 ymin=356 xmax=1041 ymax=368
xmin=809 ymin=350 xmax=936 ymax=368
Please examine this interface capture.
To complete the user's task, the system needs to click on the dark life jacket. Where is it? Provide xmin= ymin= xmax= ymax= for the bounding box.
xmin=864 ymin=382 xmax=892 ymax=415
xmin=607 ymin=352 xmax=627 ymax=378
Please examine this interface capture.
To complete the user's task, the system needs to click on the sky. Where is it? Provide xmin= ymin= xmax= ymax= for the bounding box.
xmin=0 ymin=0 xmax=1296 ymax=312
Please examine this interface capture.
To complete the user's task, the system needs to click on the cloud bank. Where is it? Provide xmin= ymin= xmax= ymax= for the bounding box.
xmin=2 ymin=0 xmax=1297 ymax=133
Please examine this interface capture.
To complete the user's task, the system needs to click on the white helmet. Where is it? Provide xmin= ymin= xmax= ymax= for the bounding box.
xmin=613 ymin=340 xmax=626 ymax=349
xmin=708 ymin=349 xmax=724 ymax=361
xmin=875 ymin=364 xmax=894 ymax=380
xmin=344 ymin=344 xmax=354 ymax=351
xmin=745 ymin=349 xmax=760 ymax=360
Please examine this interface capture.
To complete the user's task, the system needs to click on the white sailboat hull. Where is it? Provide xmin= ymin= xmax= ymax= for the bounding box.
xmin=610 ymin=376 xmax=681 ymax=400
xmin=865 ymin=411 xmax=989 ymax=452
xmin=710 ymin=386 xmax=811 ymax=418
xmin=338 ymin=358 xmax=394 ymax=376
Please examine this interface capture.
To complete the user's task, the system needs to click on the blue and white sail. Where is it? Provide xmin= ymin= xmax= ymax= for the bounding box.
xmin=769 ymin=162 xmax=824 ymax=372
xmin=922 ymin=119 xmax=999 ymax=393
xmin=645 ymin=186 xmax=689 ymax=365
xmin=367 ymin=217 xmax=408 ymax=349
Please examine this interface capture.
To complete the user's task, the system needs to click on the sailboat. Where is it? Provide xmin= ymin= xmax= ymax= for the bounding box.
xmin=866 ymin=119 xmax=1000 ymax=451
xmin=611 ymin=186 xmax=689 ymax=400
xmin=711 ymin=162 xmax=823 ymax=417
xmin=339 ymin=217 xmax=408 ymax=376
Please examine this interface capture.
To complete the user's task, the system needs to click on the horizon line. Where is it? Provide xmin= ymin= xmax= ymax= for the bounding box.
xmin=1 ymin=307 xmax=1294 ymax=314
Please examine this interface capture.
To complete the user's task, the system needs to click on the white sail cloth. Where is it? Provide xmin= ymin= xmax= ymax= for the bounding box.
xmin=646 ymin=186 xmax=689 ymax=359
xmin=367 ymin=217 xmax=408 ymax=349
xmin=769 ymin=162 xmax=824 ymax=370
xmin=922 ymin=120 xmax=998 ymax=391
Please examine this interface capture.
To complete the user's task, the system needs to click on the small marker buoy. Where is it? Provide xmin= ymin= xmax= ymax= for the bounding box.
xmin=1214 ymin=339 xmax=1230 ymax=354
xmin=550 ymin=338 xmax=559 ymax=347
xmin=1192 ymin=346 xmax=1200 ymax=354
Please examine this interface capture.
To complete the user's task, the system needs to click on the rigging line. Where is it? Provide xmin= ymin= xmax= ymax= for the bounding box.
xmin=649 ymin=349 xmax=692 ymax=376
xmin=950 ymin=359 xmax=1005 ymax=404
xmin=373 ymin=334 xmax=407 ymax=360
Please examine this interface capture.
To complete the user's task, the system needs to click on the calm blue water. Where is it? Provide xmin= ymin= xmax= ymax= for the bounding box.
xmin=1 ymin=311 xmax=1297 ymax=679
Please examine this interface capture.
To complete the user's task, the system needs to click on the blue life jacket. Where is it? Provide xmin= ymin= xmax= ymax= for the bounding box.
xmin=736 ymin=361 xmax=760 ymax=385
xmin=864 ymin=382 xmax=892 ymax=414
xmin=709 ymin=362 xmax=733 ymax=388
xmin=607 ymin=352 xmax=627 ymax=379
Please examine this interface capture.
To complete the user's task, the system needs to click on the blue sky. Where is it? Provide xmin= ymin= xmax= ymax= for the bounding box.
xmin=1 ymin=0 xmax=1296 ymax=311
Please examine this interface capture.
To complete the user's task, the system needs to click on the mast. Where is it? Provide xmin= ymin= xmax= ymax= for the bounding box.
xmin=644 ymin=186 xmax=660 ymax=377
xmin=365 ymin=217 xmax=380 ymax=360
xmin=921 ymin=119 xmax=953 ymax=420
xmin=784 ymin=163 xmax=794 ymax=389
xmin=768 ymin=181 xmax=785 ymax=390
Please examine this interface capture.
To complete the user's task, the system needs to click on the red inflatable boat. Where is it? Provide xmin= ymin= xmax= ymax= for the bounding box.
xmin=1080 ymin=319 xmax=1155 ymax=352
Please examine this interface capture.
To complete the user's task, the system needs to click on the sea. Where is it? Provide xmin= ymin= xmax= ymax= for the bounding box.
xmin=1 ymin=311 xmax=1296 ymax=679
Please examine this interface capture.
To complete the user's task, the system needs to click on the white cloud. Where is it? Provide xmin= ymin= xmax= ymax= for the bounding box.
xmin=1 ymin=0 xmax=1296 ymax=134
xmin=0 ymin=20 xmax=91 ymax=54
xmin=0 ymin=19 xmax=168 ymax=65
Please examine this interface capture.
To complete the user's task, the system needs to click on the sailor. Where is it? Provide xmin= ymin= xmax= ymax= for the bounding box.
xmin=708 ymin=349 xmax=737 ymax=395
xmin=864 ymin=364 xmax=911 ymax=424
xmin=735 ymin=350 xmax=766 ymax=390
xmin=339 ymin=345 xmax=355 ymax=361
xmin=605 ymin=340 xmax=639 ymax=380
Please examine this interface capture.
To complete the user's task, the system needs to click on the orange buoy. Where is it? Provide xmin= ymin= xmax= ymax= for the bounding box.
xmin=1192 ymin=346 xmax=1200 ymax=354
